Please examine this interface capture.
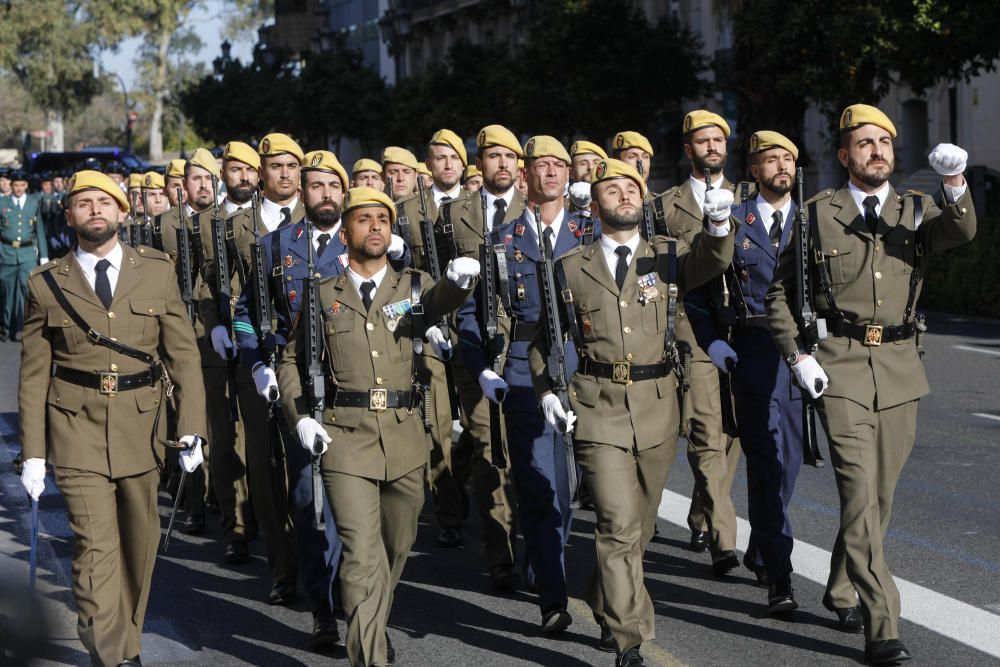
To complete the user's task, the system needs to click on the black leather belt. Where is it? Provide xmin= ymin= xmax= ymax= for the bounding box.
xmin=578 ymin=357 xmax=672 ymax=384
xmin=54 ymin=363 xmax=162 ymax=395
xmin=736 ymin=315 xmax=771 ymax=331
xmin=1 ymin=238 xmax=31 ymax=248
xmin=512 ymin=320 xmax=538 ymax=341
xmin=326 ymin=388 xmax=414 ymax=411
xmin=823 ymin=314 xmax=916 ymax=346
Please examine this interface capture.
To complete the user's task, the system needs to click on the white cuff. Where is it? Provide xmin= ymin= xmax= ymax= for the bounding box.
xmin=942 ymin=182 xmax=967 ymax=205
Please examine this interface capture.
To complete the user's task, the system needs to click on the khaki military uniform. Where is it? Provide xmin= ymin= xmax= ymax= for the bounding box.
xmin=652 ymin=178 xmax=743 ymax=552
xmin=199 ymin=201 xmax=306 ymax=588
xmin=19 ymin=245 xmax=206 ymax=666
xmin=766 ymin=185 xmax=976 ymax=641
xmin=529 ymin=229 xmax=734 ymax=652
xmin=277 ymin=266 xmax=473 ymax=667
xmin=155 ymin=205 xmax=254 ymax=544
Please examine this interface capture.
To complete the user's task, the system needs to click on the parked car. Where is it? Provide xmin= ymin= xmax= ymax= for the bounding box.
xmin=25 ymin=147 xmax=149 ymax=175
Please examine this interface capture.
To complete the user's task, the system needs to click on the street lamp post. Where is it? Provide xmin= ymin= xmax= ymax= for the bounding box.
xmin=109 ymin=72 xmax=133 ymax=154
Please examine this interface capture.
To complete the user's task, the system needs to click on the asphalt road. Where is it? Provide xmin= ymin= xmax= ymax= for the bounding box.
xmin=1 ymin=311 xmax=998 ymax=666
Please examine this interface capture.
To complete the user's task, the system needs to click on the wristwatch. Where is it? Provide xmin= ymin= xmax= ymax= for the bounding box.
xmin=786 ymin=352 xmax=800 ymax=366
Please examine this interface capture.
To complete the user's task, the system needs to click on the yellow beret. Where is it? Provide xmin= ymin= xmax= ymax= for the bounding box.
xmin=141 ymin=171 xmax=165 ymax=189
xmin=382 ymin=146 xmax=419 ymax=170
xmin=352 ymin=158 xmax=383 ymax=175
xmin=166 ymin=159 xmax=186 ymax=179
xmin=570 ymin=140 xmax=608 ymax=159
xmin=302 ymin=150 xmax=349 ymax=190
xmin=430 ymin=128 xmax=468 ymax=166
xmin=839 ymin=103 xmax=897 ymax=138
xmin=223 ymin=141 xmax=261 ymax=169
xmin=343 ymin=186 xmax=396 ymax=226
xmin=188 ymin=147 xmax=221 ymax=178
xmin=612 ymin=131 xmax=654 ymax=156
xmin=67 ymin=169 xmax=129 ymax=212
xmin=517 ymin=159 xmax=525 ymax=170
xmin=417 ymin=163 xmax=431 ymax=177
xmin=591 ymin=158 xmax=647 ymax=199
xmin=128 ymin=173 xmax=143 ymax=189
xmin=524 ymin=135 xmax=571 ymax=164
xmin=476 ymin=124 xmax=523 ymax=158
xmin=748 ymin=131 xmax=799 ymax=160
xmin=683 ymin=110 xmax=731 ymax=138
xmin=463 ymin=165 xmax=482 ymax=180
xmin=258 ymin=132 xmax=304 ymax=163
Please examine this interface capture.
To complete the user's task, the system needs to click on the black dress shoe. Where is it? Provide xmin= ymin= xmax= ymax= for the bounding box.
xmin=224 ymin=540 xmax=250 ymax=564
xmin=540 ymin=607 xmax=572 ymax=635
xmin=597 ymin=618 xmax=616 ymax=652
xmin=711 ymin=550 xmax=739 ymax=576
xmin=490 ymin=565 xmax=523 ymax=592
xmin=265 ymin=581 xmax=298 ymax=606
xmin=865 ymin=639 xmax=912 ymax=664
xmin=823 ymin=595 xmax=864 ymax=633
xmin=182 ymin=513 xmax=205 ymax=535
xmin=767 ymin=576 xmax=798 ymax=615
xmin=746 ymin=562 xmax=769 ymax=588
xmin=310 ymin=606 xmax=340 ymax=650
xmin=386 ymin=632 xmax=395 ymax=665
xmin=437 ymin=527 xmax=462 ymax=548
xmin=616 ymin=646 xmax=644 ymax=666
xmin=689 ymin=530 xmax=709 ymax=552
xmin=118 ymin=657 xmax=141 ymax=667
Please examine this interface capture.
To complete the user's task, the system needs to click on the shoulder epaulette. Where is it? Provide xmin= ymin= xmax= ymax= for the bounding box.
xmin=904 ymin=189 xmax=926 ymax=197
xmin=136 ymin=246 xmax=170 ymax=261
xmin=30 ymin=259 xmax=59 ymax=276
xmin=806 ymin=189 xmax=835 ymax=205
xmin=559 ymin=244 xmax=587 ymax=261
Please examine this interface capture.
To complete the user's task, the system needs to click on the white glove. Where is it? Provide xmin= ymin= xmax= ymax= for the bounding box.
xmin=703 ymin=188 xmax=735 ymax=222
xmin=20 ymin=458 xmax=45 ymax=500
xmin=388 ymin=233 xmax=405 ymax=259
xmin=252 ymin=363 xmax=279 ymax=401
xmin=178 ymin=435 xmax=204 ymax=473
xmin=445 ymin=256 xmax=481 ymax=289
xmin=791 ymin=355 xmax=829 ymax=399
xmin=541 ymin=394 xmax=577 ymax=434
xmin=210 ymin=325 xmax=236 ymax=360
xmin=707 ymin=340 xmax=738 ymax=373
xmin=296 ymin=417 xmax=331 ymax=456
xmin=39 ymin=257 xmax=49 ymax=265
xmin=478 ymin=369 xmax=509 ymax=405
xmin=424 ymin=325 xmax=453 ymax=361
xmin=568 ymin=182 xmax=592 ymax=209
xmin=928 ymin=143 xmax=968 ymax=177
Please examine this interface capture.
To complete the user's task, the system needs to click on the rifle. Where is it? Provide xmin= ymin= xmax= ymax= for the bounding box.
xmin=140 ymin=190 xmax=153 ymax=247
xmin=480 ymin=191 xmax=508 ymax=468
xmin=210 ymin=174 xmax=240 ymax=423
xmin=534 ymin=204 xmax=578 ymax=502
xmin=707 ymin=169 xmax=739 ymax=437
xmin=302 ymin=218 xmax=326 ymax=529
xmin=794 ymin=166 xmax=825 ymax=468
xmin=127 ymin=191 xmax=140 ymax=247
xmin=248 ymin=191 xmax=276 ymax=401
xmin=637 ymin=161 xmax=656 ymax=240
xmin=176 ymin=189 xmax=196 ymax=324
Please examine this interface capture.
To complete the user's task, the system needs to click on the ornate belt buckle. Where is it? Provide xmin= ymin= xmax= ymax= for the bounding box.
xmin=99 ymin=372 xmax=119 ymax=395
xmin=11 ymin=240 xmax=21 ymax=249
xmin=612 ymin=361 xmax=631 ymax=384
xmin=368 ymin=387 xmax=388 ymax=411
xmin=863 ymin=324 xmax=883 ymax=346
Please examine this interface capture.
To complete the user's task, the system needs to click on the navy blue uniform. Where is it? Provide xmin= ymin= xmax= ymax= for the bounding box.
xmin=457 ymin=209 xmax=598 ymax=616
xmin=685 ymin=198 xmax=803 ymax=583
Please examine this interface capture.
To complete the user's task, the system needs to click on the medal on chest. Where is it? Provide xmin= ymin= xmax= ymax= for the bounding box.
xmin=382 ymin=298 xmax=412 ymax=332
xmin=636 ymin=272 xmax=659 ymax=304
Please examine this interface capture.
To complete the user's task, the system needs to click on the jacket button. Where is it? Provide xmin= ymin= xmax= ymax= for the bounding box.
xmin=626 ymin=352 xmax=633 ymax=360
xmin=376 ymin=377 xmax=384 ymax=385
xmin=831 ymin=248 xmax=839 ymax=256
xmin=620 ymin=300 xmax=627 ymax=308
xmin=366 ymin=322 xmax=374 ymax=331
xmin=371 ymin=350 xmax=379 ymax=358
xmin=623 ymin=326 xmax=631 ymax=334
xmin=110 ymin=364 xmax=118 ymax=372
xmin=874 ymin=271 xmax=882 ymax=279
xmin=108 ymin=311 xmax=115 ymax=318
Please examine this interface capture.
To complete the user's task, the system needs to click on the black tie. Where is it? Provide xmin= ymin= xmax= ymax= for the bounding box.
xmin=769 ymin=210 xmax=783 ymax=248
xmin=863 ymin=195 xmax=880 ymax=235
xmin=279 ymin=206 xmax=291 ymax=229
xmin=614 ymin=246 xmax=631 ymax=291
xmin=543 ymin=226 xmax=554 ymax=258
xmin=492 ymin=199 xmax=507 ymax=230
xmin=316 ymin=233 xmax=330 ymax=257
xmin=360 ymin=280 xmax=376 ymax=312
xmin=95 ymin=259 xmax=112 ymax=310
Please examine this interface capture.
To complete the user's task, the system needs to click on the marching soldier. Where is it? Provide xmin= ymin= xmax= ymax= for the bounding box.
xmin=352 ymin=158 xmax=385 ymax=191
xmin=164 ymin=159 xmax=186 ymax=209
xmin=458 ymin=135 xmax=597 ymax=632
xmin=529 ymin=158 xmax=734 ymax=665
xmin=219 ymin=142 xmax=258 ymax=216
xmin=140 ymin=172 xmax=169 ymax=217
xmin=277 ymin=186 xmax=480 ymax=667
xmin=650 ymin=110 xmax=742 ymax=571
xmin=0 ymin=170 xmax=47 ymax=341
xmin=462 ymin=164 xmax=484 ymax=192
xmin=766 ymin=104 xmax=976 ymax=664
xmin=104 ymin=161 xmax=127 ymax=191
xmin=570 ymin=140 xmax=608 ymax=184
xmin=382 ymin=146 xmax=419 ymax=202
xmin=18 ymin=170 xmax=206 ymax=667
xmin=417 ymin=163 xmax=433 ymax=190
xmin=515 ymin=158 xmax=528 ymax=197
xmin=611 ymin=132 xmax=653 ymax=187
xmin=126 ymin=173 xmax=144 ymax=214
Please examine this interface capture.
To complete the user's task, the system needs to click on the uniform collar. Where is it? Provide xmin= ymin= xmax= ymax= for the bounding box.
xmin=847 ymin=180 xmax=891 ymax=217
xmin=75 ymin=241 xmax=123 ymax=274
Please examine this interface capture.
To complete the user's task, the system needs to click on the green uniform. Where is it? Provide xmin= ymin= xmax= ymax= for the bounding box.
xmin=0 ymin=193 xmax=47 ymax=337
xmin=766 ymin=184 xmax=976 ymax=641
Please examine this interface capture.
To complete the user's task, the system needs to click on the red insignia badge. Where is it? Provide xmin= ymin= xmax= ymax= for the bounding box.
xmin=330 ymin=302 xmax=342 ymax=314
xmin=582 ymin=319 xmax=592 ymax=335
xmin=288 ymin=290 xmax=297 ymax=303
xmin=515 ymin=224 xmax=525 ymax=237
xmin=746 ymin=213 xmax=755 ymax=225
xmin=567 ymin=220 xmax=578 ymax=232
xmin=295 ymin=226 xmax=304 ymax=239
xmin=574 ymin=229 xmax=582 ymax=238
xmin=285 ymin=255 xmax=294 ymax=268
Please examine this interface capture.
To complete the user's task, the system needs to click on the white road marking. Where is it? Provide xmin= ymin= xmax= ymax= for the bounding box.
xmin=657 ymin=489 xmax=1000 ymax=659
xmin=954 ymin=344 xmax=1000 ymax=357
xmin=972 ymin=413 xmax=1000 ymax=422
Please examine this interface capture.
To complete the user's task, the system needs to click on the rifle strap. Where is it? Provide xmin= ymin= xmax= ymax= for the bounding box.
xmin=268 ymin=233 xmax=293 ymax=330
xmin=225 ymin=217 xmax=248 ymax=291
xmin=41 ymin=271 xmax=155 ymax=365
xmin=492 ymin=230 xmax=512 ymax=313
xmin=665 ymin=239 xmax=678 ymax=349
xmin=409 ymin=272 xmax=426 ymax=384
xmin=903 ymin=195 xmax=926 ymax=322
xmin=152 ymin=217 xmax=163 ymax=251
xmin=581 ymin=215 xmax=597 ymax=245
xmin=439 ymin=202 xmax=458 ymax=261
xmin=554 ymin=259 xmax=583 ymax=352
xmin=808 ymin=201 xmax=840 ymax=315
xmin=190 ymin=214 xmax=205 ymax=274
xmin=395 ymin=210 xmax=414 ymax=251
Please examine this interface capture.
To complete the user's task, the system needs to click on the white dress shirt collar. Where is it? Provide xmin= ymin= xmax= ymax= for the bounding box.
xmin=346 ymin=263 xmax=389 ymax=302
xmin=224 ymin=198 xmax=251 ymax=215
xmin=75 ymin=242 xmax=124 ymax=294
xmin=599 ymin=232 xmax=642 ymax=278
xmin=261 ymin=196 xmax=298 ymax=233
xmin=524 ymin=206 xmax=565 ymax=248
xmin=847 ymin=180 xmax=891 ymax=217
xmin=481 ymin=187 xmax=516 ymax=231
xmin=754 ymin=195 xmax=793 ymax=235
xmin=431 ymin=184 xmax=462 ymax=206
